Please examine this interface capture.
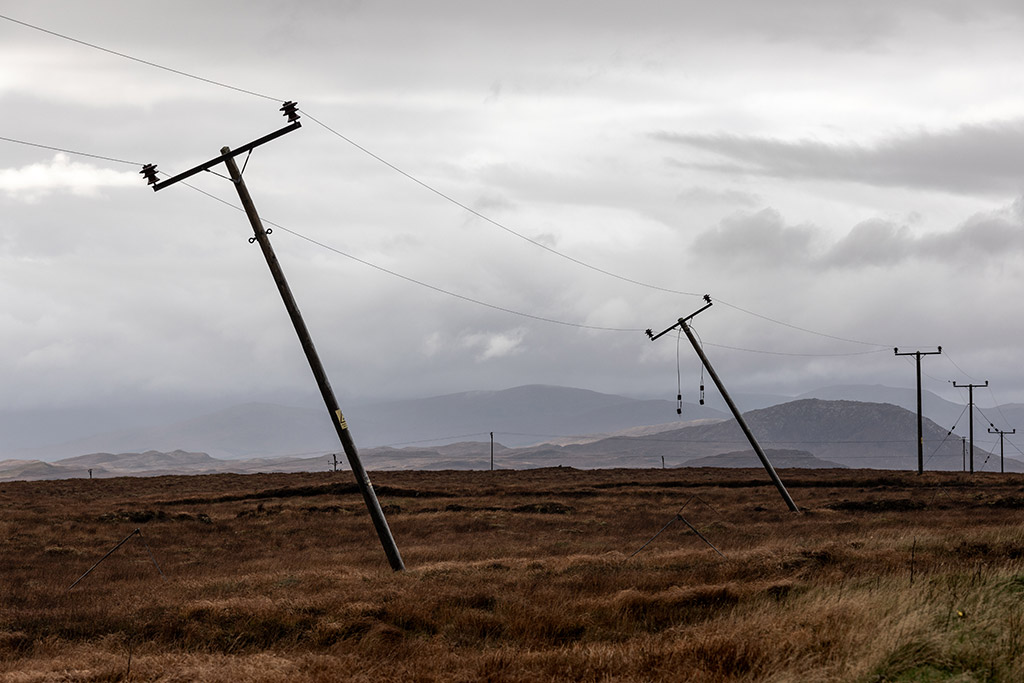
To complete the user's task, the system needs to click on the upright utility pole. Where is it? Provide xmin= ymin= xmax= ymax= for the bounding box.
xmin=894 ymin=347 xmax=941 ymax=474
xmin=142 ymin=103 xmax=405 ymax=571
xmin=953 ymin=380 xmax=988 ymax=474
xmin=647 ymin=296 xmax=799 ymax=512
xmin=987 ymin=426 xmax=1015 ymax=474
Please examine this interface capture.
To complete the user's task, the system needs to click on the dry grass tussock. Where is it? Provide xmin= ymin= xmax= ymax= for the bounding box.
xmin=3 ymin=467 xmax=1024 ymax=681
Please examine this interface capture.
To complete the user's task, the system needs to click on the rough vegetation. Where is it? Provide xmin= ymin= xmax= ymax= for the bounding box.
xmin=2 ymin=467 xmax=1024 ymax=681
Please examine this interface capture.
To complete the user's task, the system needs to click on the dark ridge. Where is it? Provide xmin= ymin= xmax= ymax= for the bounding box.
xmin=156 ymin=482 xmax=455 ymax=506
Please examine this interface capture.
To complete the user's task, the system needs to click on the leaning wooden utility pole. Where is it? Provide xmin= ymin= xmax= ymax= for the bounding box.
xmin=952 ymin=380 xmax=987 ymax=475
xmin=647 ymin=295 xmax=799 ymax=512
xmin=894 ymin=346 xmax=941 ymax=474
xmin=142 ymin=103 xmax=405 ymax=571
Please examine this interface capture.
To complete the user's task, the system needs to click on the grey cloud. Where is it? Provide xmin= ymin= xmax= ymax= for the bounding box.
xmin=695 ymin=198 xmax=1024 ymax=272
xmin=829 ymin=200 xmax=1024 ymax=267
xmin=676 ymin=186 xmax=762 ymax=208
xmin=657 ymin=121 xmax=1024 ymax=195
xmin=692 ymin=208 xmax=816 ymax=265
xmin=822 ymin=219 xmax=914 ymax=268
xmin=919 ymin=198 xmax=1024 ymax=257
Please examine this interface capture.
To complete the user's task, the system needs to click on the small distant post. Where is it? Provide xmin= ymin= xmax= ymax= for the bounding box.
xmin=88 ymin=469 xmax=92 ymax=479
xmin=490 ymin=432 xmax=494 ymax=471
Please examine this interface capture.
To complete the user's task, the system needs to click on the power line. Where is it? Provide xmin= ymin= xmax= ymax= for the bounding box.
xmin=382 ymin=432 xmax=493 ymax=447
xmin=943 ymin=351 xmax=977 ymax=383
xmin=182 ymin=178 xmax=904 ymax=354
xmin=6 ymin=12 xmax=992 ymax=362
xmin=4 ymin=5 xmax=702 ymax=302
xmin=713 ymin=298 xmax=888 ymax=348
xmin=0 ymin=11 xmax=895 ymax=351
xmin=300 ymin=110 xmax=705 ymax=299
xmin=177 ymin=178 xmax=643 ymax=333
xmin=703 ymin=341 xmax=888 ymax=358
xmin=0 ymin=134 xmax=140 ymax=166
xmin=0 ymin=13 xmax=279 ymax=102
xmin=0 ymin=130 xmax=906 ymax=356
xmin=3 ymin=7 xmax=703 ymax=300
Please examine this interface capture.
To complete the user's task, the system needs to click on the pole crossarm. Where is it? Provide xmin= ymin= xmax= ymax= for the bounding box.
xmin=646 ymin=294 xmax=713 ymax=341
xmin=142 ymin=101 xmax=301 ymax=192
xmin=893 ymin=346 xmax=941 ymax=474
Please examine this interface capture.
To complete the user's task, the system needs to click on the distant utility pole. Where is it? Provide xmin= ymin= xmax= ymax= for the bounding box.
xmin=962 ymin=437 xmax=966 ymax=472
xmin=894 ymin=346 xmax=941 ymax=474
xmin=987 ymin=425 xmax=1016 ymax=474
xmin=647 ymin=295 xmax=799 ymax=512
xmin=490 ymin=432 xmax=494 ymax=471
xmin=142 ymin=102 xmax=404 ymax=572
xmin=953 ymin=380 xmax=988 ymax=474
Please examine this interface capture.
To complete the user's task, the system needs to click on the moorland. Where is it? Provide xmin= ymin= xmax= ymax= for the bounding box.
xmin=3 ymin=466 xmax=1024 ymax=681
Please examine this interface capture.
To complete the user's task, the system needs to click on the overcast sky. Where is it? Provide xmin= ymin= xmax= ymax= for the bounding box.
xmin=2 ymin=1 xmax=1024 ymax=438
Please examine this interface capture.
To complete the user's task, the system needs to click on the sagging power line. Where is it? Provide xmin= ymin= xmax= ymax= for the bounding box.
xmin=0 ymin=10 xmax=902 ymax=353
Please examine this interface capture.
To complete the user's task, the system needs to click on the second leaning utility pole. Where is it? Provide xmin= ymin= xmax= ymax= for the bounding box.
xmin=647 ymin=296 xmax=799 ymax=512
xmin=953 ymin=380 xmax=988 ymax=474
xmin=988 ymin=426 xmax=1015 ymax=474
xmin=894 ymin=346 xmax=941 ymax=474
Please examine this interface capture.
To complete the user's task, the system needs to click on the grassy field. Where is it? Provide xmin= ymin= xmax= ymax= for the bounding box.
xmin=3 ymin=466 xmax=1024 ymax=681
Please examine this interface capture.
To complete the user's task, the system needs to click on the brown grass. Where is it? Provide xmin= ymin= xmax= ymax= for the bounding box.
xmin=2 ymin=467 xmax=1024 ymax=681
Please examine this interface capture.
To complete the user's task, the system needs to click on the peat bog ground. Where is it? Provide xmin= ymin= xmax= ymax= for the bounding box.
xmin=3 ymin=467 xmax=1024 ymax=681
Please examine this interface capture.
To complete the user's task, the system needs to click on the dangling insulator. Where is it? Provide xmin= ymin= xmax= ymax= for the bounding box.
xmin=699 ymin=383 xmax=705 ymax=405
xmin=676 ymin=394 xmax=682 ymax=415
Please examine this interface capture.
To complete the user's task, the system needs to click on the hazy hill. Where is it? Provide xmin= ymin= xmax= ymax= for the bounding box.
xmin=681 ymin=448 xmax=845 ymax=469
xmin=3 ymin=398 xmax=1022 ymax=480
xmin=9 ymin=383 xmax=1015 ymax=465
xmin=514 ymin=399 xmax=1024 ymax=472
xmin=346 ymin=385 xmax=725 ymax=448
xmin=11 ymin=385 xmax=725 ymax=461
xmin=797 ymin=385 xmax=963 ymax=430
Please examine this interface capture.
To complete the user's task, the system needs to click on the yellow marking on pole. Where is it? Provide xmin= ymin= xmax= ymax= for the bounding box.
xmin=336 ymin=409 xmax=348 ymax=430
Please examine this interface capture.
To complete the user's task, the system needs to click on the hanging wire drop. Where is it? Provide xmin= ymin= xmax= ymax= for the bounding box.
xmin=691 ymin=324 xmax=705 ymax=405
xmin=676 ymin=329 xmax=683 ymax=415
xmin=700 ymin=364 xmax=706 ymax=406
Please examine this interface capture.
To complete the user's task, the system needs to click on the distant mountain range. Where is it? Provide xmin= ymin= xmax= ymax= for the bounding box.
xmin=8 ymin=383 xmax=1017 ymax=465
xmin=5 ymin=385 xmax=729 ymax=461
xmin=4 ymin=395 xmax=1020 ymax=480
